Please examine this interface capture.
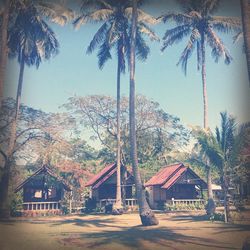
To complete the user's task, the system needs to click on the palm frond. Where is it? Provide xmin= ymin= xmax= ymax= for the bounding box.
xmin=97 ymin=39 xmax=112 ymax=69
xmin=161 ymin=24 xmax=192 ymax=51
xmin=158 ymin=12 xmax=193 ymax=25
xmin=125 ymin=7 xmax=158 ymax=25
xmin=135 ymin=31 xmax=150 ymax=62
xmin=36 ymin=1 xmax=74 ymax=26
xmin=80 ymin=0 xmax=112 ymax=12
xmin=211 ymin=16 xmax=241 ymax=33
xmin=73 ymin=9 xmax=113 ymax=29
xmin=137 ymin=22 xmax=160 ymax=42
xmin=107 ymin=20 xmax=119 ymax=45
xmin=206 ymin=27 xmax=232 ymax=64
xmin=177 ymin=29 xmax=199 ymax=75
xmin=87 ymin=22 xmax=108 ymax=54
xmin=233 ymin=31 xmax=243 ymax=43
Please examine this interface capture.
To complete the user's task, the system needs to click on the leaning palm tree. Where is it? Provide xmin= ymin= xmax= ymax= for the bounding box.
xmin=0 ymin=1 xmax=71 ymax=218
xmin=240 ymin=0 xmax=250 ymax=83
xmin=129 ymin=0 xmax=158 ymax=226
xmin=159 ymin=0 xmax=240 ymax=203
xmin=74 ymin=0 xmax=158 ymax=215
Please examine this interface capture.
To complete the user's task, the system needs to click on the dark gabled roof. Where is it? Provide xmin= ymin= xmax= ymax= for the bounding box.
xmin=145 ymin=163 xmax=184 ymax=187
xmin=145 ymin=163 xmax=207 ymax=189
xmin=85 ymin=163 xmax=116 ymax=187
xmin=15 ymin=165 xmax=72 ymax=193
xmin=85 ymin=163 xmax=133 ymax=189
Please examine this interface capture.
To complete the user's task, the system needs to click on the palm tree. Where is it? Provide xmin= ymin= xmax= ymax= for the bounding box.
xmin=129 ymin=0 xmax=158 ymax=226
xmin=74 ymin=0 xmax=158 ymax=214
xmin=240 ymin=0 xmax=250 ymax=84
xmin=195 ymin=112 xmax=249 ymax=222
xmin=0 ymin=1 xmax=72 ymax=218
xmin=159 ymin=0 xmax=240 ymax=202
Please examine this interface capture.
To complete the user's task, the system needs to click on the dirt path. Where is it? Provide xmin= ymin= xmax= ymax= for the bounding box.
xmin=0 ymin=212 xmax=250 ymax=250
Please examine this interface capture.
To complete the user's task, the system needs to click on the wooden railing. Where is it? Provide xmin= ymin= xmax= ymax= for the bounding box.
xmin=166 ymin=199 xmax=205 ymax=206
xmin=23 ymin=201 xmax=61 ymax=211
xmin=125 ymin=198 xmax=137 ymax=207
xmin=99 ymin=199 xmax=137 ymax=208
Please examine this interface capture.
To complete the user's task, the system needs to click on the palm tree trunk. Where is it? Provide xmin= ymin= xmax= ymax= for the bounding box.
xmin=222 ymin=174 xmax=230 ymax=223
xmin=113 ymin=52 xmax=123 ymax=214
xmin=201 ymin=34 xmax=212 ymax=198
xmin=241 ymin=0 xmax=250 ymax=84
xmin=129 ymin=0 xmax=158 ymax=226
xmin=201 ymin=33 xmax=215 ymax=213
xmin=201 ymin=33 xmax=208 ymax=129
xmin=0 ymin=0 xmax=10 ymax=107
xmin=207 ymin=166 xmax=213 ymax=199
xmin=0 ymin=57 xmax=25 ymax=218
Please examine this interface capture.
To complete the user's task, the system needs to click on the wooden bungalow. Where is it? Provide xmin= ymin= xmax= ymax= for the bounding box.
xmin=15 ymin=165 xmax=72 ymax=212
xmin=145 ymin=163 xmax=207 ymax=209
xmin=85 ymin=163 xmax=137 ymax=208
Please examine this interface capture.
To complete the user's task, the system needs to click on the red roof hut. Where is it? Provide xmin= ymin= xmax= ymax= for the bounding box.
xmin=145 ymin=163 xmax=207 ymax=209
xmin=85 ymin=163 xmax=136 ymax=208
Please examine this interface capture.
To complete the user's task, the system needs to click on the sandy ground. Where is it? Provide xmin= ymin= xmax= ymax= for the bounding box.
xmin=0 ymin=211 xmax=250 ymax=250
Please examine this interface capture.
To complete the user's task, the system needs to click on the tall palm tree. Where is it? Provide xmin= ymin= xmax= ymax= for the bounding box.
xmin=74 ymin=0 xmax=158 ymax=214
xmin=159 ymin=0 xmax=240 ymax=202
xmin=240 ymin=0 xmax=250 ymax=84
xmin=129 ymin=0 xmax=158 ymax=226
xmin=0 ymin=1 xmax=72 ymax=218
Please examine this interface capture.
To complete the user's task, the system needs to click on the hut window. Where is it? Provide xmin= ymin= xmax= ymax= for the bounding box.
xmin=34 ymin=190 xmax=42 ymax=198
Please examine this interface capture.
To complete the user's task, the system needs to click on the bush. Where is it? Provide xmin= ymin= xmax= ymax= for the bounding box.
xmin=10 ymin=192 xmax=23 ymax=217
xmin=164 ymin=202 xmax=205 ymax=211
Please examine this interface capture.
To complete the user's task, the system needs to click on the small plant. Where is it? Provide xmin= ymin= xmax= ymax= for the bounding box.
xmin=209 ymin=212 xmax=225 ymax=222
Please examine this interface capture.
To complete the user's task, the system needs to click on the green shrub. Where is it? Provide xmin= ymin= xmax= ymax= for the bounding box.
xmin=10 ymin=192 xmax=23 ymax=217
xmin=209 ymin=212 xmax=225 ymax=222
xmin=165 ymin=202 xmax=205 ymax=211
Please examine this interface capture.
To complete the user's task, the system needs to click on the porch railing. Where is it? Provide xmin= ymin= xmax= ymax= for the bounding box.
xmin=166 ymin=199 xmax=205 ymax=206
xmin=99 ymin=198 xmax=137 ymax=208
xmin=23 ymin=201 xmax=61 ymax=211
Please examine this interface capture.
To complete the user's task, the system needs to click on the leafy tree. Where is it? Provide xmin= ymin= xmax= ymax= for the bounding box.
xmin=63 ymin=95 xmax=189 ymax=166
xmin=159 ymin=0 xmax=240 ymax=203
xmin=74 ymin=0 xmax=158 ymax=213
xmin=0 ymin=99 xmax=73 ymax=213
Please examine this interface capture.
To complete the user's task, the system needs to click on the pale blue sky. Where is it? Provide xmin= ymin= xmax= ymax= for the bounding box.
xmin=4 ymin=0 xmax=250 ymax=139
